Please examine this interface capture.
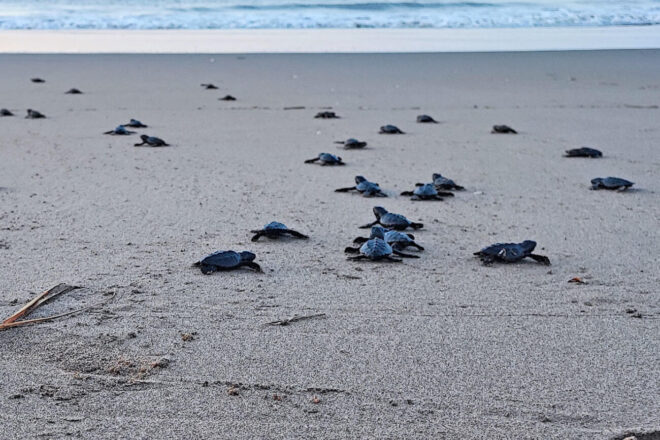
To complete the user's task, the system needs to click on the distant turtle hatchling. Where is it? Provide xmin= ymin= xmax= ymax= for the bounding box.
xmin=565 ymin=147 xmax=602 ymax=158
xmin=360 ymin=206 xmax=423 ymax=231
xmin=474 ymin=240 xmax=550 ymax=265
xmin=335 ymin=176 xmax=386 ymax=197
xmin=416 ymin=114 xmax=438 ymax=123
xmin=250 ymin=222 xmax=309 ymax=242
xmin=0 ymin=109 xmax=13 ymax=117
xmin=352 ymin=226 xmax=424 ymax=252
xmin=219 ymin=95 xmax=236 ymax=101
xmin=25 ymin=109 xmax=46 ymax=119
xmin=491 ymin=125 xmax=517 ymax=134
xmin=31 ymin=78 xmax=45 ymax=83
xmin=104 ymin=125 xmax=136 ymax=135
xmin=65 ymin=88 xmax=83 ymax=94
xmin=201 ymin=83 xmax=219 ymax=89
xmin=345 ymin=237 xmax=417 ymax=262
xmin=314 ymin=111 xmax=339 ymax=119
xmin=401 ymin=183 xmax=454 ymax=201
xmin=428 ymin=173 xmax=464 ymax=191
xmin=194 ymin=250 xmax=262 ymax=274
xmin=134 ymin=135 xmax=169 ymax=147
xmin=335 ymin=138 xmax=367 ymax=149
xmin=124 ymin=119 xmax=148 ymax=128
xmin=590 ymin=177 xmax=634 ymax=191
xmin=379 ymin=124 xmax=404 ymax=134
xmin=304 ymin=153 xmax=345 ymax=165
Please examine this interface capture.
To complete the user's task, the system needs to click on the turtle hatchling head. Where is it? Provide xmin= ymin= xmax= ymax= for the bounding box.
xmin=519 ymin=241 xmax=537 ymax=253
xmin=140 ymin=134 xmax=149 ymax=141
xmin=432 ymin=173 xmax=443 ymax=180
xmin=239 ymin=251 xmax=257 ymax=262
xmin=370 ymin=226 xmax=386 ymax=239
xmin=355 ymin=176 xmax=367 ymax=184
xmin=373 ymin=206 xmax=388 ymax=219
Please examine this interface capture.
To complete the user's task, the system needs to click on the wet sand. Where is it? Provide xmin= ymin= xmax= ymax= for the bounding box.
xmin=1 ymin=27 xmax=660 ymax=53
xmin=0 ymin=51 xmax=658 ymax=439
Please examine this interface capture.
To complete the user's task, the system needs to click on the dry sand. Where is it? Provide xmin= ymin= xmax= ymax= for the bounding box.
xmin=0 ymin=51 xmax=659 ymax=439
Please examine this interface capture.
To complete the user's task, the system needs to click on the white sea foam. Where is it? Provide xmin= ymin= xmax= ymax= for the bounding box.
xmin=0 ymin=0 xmax=659 ymax=29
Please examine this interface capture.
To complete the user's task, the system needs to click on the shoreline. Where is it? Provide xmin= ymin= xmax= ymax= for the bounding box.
xmin=1 ymin=26 xmax=659 ymax=53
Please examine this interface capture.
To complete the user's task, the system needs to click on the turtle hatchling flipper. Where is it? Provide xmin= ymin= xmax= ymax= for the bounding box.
xmin=134 ymin=141 xmax=147 ymax=147
xmin=304 ymin=158 xmax=319 ymax=163
xmin=344 ymin=246 xmax=360 ymax=254
xmin=392 ymin=250 xmax=419 ymax=259
xmin=528 ymin=254 xmax=551 ymax=265
xmin=475 ymin=253 xmax=495 ymax=265
xmin=352 ymin=237 xmax=368 ymax=244
xmin=199 ymin=264 xmax=217 ymax=274
xmin=409 ymin=222 xmax=424 ymax=229
xmin=286 ymin=230 xmax=309 ymax=239
xmin=410 ymin=242 xmax=424 ymax=251
xmin=244 ymin=262 xmax=263 ymax=272
xmin=347 ymin=255 xmax=367 ymax=261
xmin=436 ymin=191 xmax=455 ymax=197
xmin=359 ymin=221 xmax=378 ymax=229
xmin=251 ymin=231 xmax=265 ymax=242
xmin=384 ymin=256 xmax=403 ymax=262
xmin=400 ymin=191 xmax=414 ymax=196
xmin=335 ymin=186 xmax=356 ymax=192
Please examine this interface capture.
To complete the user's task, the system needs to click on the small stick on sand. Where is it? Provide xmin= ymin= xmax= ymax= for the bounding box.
xmin=0 ymin=283 xmax=112 ymax=331
xmin=266 ymin=313 xmax=326 ymax=326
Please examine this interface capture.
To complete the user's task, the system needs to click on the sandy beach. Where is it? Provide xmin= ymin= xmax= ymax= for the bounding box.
xmin=0 ymin=50 xmax=659 ymax=439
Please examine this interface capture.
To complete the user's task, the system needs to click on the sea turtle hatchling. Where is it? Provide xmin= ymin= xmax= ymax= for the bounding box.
xmin=352 ymin=226 xmax=424 ymax=251
xmin=251 ymin=222 xmax=309 ymax=242
xmin=201 ymin=83 xmax=219 ymax=89
xmin=590 ymin=177 xmax=634 ymax=191
xmin=401 ymin=183 xmax=454 ymax=201
xmin=428 ymin=173 xmax=464 ymax=191
xmin=124 ymin=119 xmax=147 ymax=128
xmin=31 ymin=78 xmax=45 ymax=83
xmin=65 ymin=88 xmax=83 ymax=94
xmin=193 ymin=250 xmax=262 ymax=274
xmin=104 ymin=125 xmax=136 ymax=135
xmin=345 ymin=237 xmax=418 ymax=262
xmin=492 ymin=125 xmax=517 ymax=134
xmin=314 ymin=111 xmax=339 ymax=119
xmin=219 ymin=95 xmax=236 ymax=101
xmin=474 ymin=240 xmax=550 ymax=265
xmin=335 ymin=176 xmax=386 ymax=197
xmin=134 ymin=135 xmax=169 ymax=147
xmin=360 ymin=206 xmax=423 ymax=230
xmin=304 ymin=153 xmax=345 ymax=165
xmin=416 ymin=114 xmax=438 ymax=123
xmin=565 ymin=147 xmax=602 ymax=158
xmin=25 ymin=109 xmax=45 ymax=119
xmin=335 ymin=138 xmax=367 ymax=149
xmin=379 ymin=124 xmax=404 ymax=134
xmin=0 ymin=109 xmax=13 ymax=117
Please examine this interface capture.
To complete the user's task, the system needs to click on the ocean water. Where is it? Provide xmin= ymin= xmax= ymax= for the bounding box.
xmin=0 ymin=0 xmax=658 ymax=29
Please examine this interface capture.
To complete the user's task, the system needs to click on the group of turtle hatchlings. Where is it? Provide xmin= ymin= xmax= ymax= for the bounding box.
xmin=9 ymin=79 xmax=637 ymax=273
xmin=193 ymin=113 xmax=637 ymax=273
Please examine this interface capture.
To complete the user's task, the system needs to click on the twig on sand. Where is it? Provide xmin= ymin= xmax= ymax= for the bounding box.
xmin=266 ymin=313 xmax=326 ymax=326
xmin=0 ymin=283 xmax=112 ymax=330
